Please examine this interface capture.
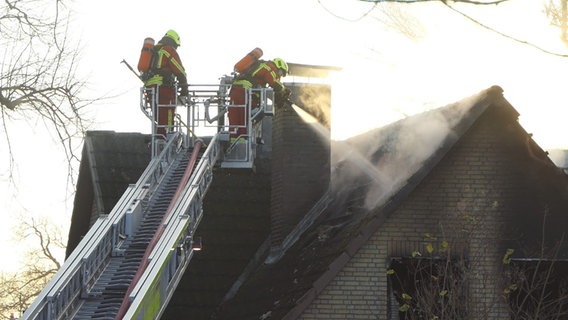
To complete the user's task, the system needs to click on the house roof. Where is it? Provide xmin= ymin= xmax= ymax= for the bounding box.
xmin=210 ymin=85 xmax=568 ymax=319
xmin=66 ymin=86 xmax=568 ymax=319
xmin=162 ymin=159 xmax=273 ymax=319
xmin=66 ymin=131 xmax=151 ymax=257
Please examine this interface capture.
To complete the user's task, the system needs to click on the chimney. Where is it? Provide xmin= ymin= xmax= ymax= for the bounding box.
xmin=269 ymin=81 xmax=331 ymax=255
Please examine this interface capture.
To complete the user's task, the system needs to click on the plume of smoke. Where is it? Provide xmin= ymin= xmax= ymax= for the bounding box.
xmin=291 ymin=78 xmax=484 ymax=215
xmin=332 ymin=96 xmax=479 ymax=211
xmin=295 ymin=84 xmax=332 ymax=129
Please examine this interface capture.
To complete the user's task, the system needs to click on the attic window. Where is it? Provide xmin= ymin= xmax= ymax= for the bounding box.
xmin=504 ymin=259 xmax=568 ymax=319
xmin=387 ymin=256 xmax=468 ymax=319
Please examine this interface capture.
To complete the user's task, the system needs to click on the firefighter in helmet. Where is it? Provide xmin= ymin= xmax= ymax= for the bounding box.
xmin=228 ymin=57 xmax=291 ymax=141
xmin=144 ymin=29 xmax=188 ymax=137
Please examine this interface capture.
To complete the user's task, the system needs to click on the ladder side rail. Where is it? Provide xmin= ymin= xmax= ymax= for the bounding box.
xmin=26 ymin=86 xmax=218 ymax=320
xmin=52 ymin=185 xmax=148 ymax=319
xmin=114 ymin=139 xmax=208 ymax=320
xmin=127 ymin=187 xmax=201 ymax=320
xmin=23 ymin=135 xmax=185 ymax=320
xmin=22 ymin=185 xmax=140 ymax=320
xmin=78 ymin=184 xmax=150 ymax=293
xmin=124 ymin=134 xmax=222 ymax=320
xmin=152 ymin=145 xmax=217 ymax=315
xmin=77 ymin=135 xmax=183 ymax=298
xmin=21 ymin=262 xmax=81 ymax=320
xmin=125 ymin=185 xmax=198 ymax=320
xmin=134 ymin=132 xmax=184 ymax=193
xmin=75 ymin=139 xmax=186 ymax=319
xmin=46 ymin=263 xmax=81 ymax=320
xmin=79 ymin=133 xmax=183 ymax=318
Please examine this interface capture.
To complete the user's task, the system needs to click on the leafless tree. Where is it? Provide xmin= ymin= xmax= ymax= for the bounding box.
xmin=388 ymin=235 xmax=470 ymax=319
xmin=544 ymin=0 xmax=568 ymax=45
xmin=503 ymin=258 xmax=568 ymax=319
xmin=323 ymin=0 xmax=568 ymax=56
xmin=0 ymin=0 xmax=91 ymax=179
xmin=357 ymin=0 xmax=510 ymax=4
xmin=388 ymin=214 xmax=568 ymax=320
xmin=502 ymin=219 xmax=568 ymax=319
xmin=0 ymin=216 xmax=64 ymax=318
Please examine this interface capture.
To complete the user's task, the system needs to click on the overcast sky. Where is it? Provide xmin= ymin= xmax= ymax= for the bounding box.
xmin=72 ymin=0 xmax=568 ymax=146
xmin=2 ymin=0 xmax=568 ymax=272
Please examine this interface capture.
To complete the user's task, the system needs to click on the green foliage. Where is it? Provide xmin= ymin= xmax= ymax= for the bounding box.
xmin=389 ymin=237 xmax=468 ymax=319
xmin=390 ymin=231 xmax=568 ymax=319
xmin=502 ymin=248 xmax=514 ymax=264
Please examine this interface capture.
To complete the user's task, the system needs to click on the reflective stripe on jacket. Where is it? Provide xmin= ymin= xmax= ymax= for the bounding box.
xmin=232 ymin=79 xmax=253 ymax=89
xmin=145 ymin=44 xmax=187 ymax=87
xmin=250 ymin=61 xmax=285 ymax=93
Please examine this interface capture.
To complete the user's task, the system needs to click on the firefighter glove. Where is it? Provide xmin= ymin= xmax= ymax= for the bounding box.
xmin=283 ymin=87 xmax=291 ymax=98
xmin=179 ymin=86 xmax=189 ymax=97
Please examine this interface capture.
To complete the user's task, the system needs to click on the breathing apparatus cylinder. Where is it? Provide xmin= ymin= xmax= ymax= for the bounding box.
xmin=137 ymin=37 xmax=155 ymax=73
xmin=234 ymin=47 xmax=263 ymax=73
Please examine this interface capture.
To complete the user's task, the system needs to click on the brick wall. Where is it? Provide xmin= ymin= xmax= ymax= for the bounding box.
xmin=300 ymin=104 xmax=543 ymax=319
xmin=270 ymin=84 xmax=331 ymax=252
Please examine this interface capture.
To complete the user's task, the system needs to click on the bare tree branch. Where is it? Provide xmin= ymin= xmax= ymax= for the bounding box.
xmin=1 ymin=0 xmax=93 ymax=183
xmin=544 ymin=0 xmax=568 ymax=45
xmin=340 ymin=0 xmax=568 ymax=57
xmin=317 ymin=0 xmax=378 ymax=21
xmin=0 ymin=215 xmax=64 ymax=316
xmin=442 ymin=2 xmax=568 ymax=57
xmin=359 ymin=0 xmax=512 ymax=4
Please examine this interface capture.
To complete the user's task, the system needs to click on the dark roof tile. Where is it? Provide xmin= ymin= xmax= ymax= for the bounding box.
xmin=211 ymin=86 xmax=568 ymax=319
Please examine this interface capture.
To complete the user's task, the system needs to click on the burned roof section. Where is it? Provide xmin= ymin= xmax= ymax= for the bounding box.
xmin=211 ymin=85 xmax=568 ymax=319
xmin=64 ymin=86 xmax=568 ymax=319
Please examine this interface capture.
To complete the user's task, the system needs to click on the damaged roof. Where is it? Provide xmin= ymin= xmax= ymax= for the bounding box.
xmin=66 ymin=86 xmax=568 ymax=319
xmin=210 ymin=85 xmax=568 ymax=319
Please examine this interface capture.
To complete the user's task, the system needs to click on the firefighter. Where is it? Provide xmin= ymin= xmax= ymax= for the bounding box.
xmin=228 ymin=58 xmax=290 ymax=141
xmin=144 ymin=29 xmax=188 ymax=137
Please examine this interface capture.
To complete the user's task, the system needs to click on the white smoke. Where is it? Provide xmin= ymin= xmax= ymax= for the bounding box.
xmin=332 ymin=92 xmax=481 ymax=211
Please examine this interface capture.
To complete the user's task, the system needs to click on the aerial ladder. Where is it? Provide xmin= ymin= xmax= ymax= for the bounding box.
xmin=22 ymin=76 xmax=274 ymax=320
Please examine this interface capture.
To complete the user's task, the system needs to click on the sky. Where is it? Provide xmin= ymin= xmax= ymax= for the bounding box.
xmin=2 ymin=0 xmax=568 ymax=273
xmin=73 ymin=0 xmax=568 ymax=146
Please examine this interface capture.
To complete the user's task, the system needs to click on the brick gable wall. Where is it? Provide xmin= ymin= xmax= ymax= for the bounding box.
xmin=300 ymin=105 xmax=543 ymax=319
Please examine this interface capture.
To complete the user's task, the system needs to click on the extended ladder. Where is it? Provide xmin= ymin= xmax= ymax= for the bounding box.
xmin=22 ymin=78 xmax=274 ymax=320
